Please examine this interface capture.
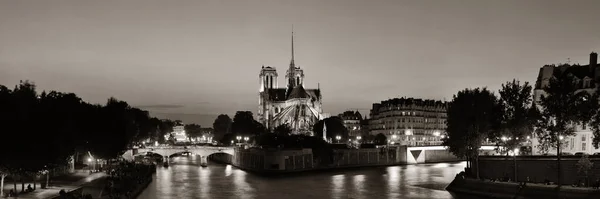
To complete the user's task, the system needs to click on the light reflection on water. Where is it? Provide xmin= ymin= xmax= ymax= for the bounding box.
xmin=137 ymin=157 xmax=467 ymax=199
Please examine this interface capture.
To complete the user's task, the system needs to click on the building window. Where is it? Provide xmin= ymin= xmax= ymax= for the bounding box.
xmin=583 ymin=124 xmax=587 ymax=130
xmin=582 ymin=135 xmax=586 ymax=141
xmin=571 ymin=138 xmax=575 ymax=150
xmin=582 ymin=143 xmax=587 ymax=151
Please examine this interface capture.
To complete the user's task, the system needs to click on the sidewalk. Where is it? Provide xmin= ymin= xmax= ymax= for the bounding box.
xmin=3 ymin=172 xmax=106 ymax=199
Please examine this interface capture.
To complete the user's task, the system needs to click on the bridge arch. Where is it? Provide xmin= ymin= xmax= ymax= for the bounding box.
xmin=123 ymin=146 xmax=234 ymax=162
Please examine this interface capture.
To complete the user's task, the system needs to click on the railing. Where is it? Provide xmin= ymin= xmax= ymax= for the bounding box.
xmin=142 ymin=146 xmax=233 ymax=150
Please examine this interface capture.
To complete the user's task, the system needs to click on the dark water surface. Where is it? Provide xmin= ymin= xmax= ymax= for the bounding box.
xmin=137 ymin=156 xmax=470 ymax=199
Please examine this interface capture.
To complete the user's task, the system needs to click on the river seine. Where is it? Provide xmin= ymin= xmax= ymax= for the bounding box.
xmin=137 ymin=156 xmax=467 ymax=199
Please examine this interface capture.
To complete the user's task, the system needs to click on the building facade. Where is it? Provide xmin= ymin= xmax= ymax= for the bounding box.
xmin=369 ymin=98 xmax=447 ymax=146
xmin=338 ymin=111 xmax=367 ymax=138
xmin=532 ymin=52 xmax=600 ymax=155
xmin=257 ymin=33 xmax=324 ymax=135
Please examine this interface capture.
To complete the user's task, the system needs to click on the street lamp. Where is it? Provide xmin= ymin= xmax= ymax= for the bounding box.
xmin=335 ymin=135 xmax=341 ymax=143
xmin=236 ymin=136 xmax=242 ymax=144
xmin=244 ymin=136 xmax=249 ymax=144
xmin=357 ymin=136 xmax=362 ymax=140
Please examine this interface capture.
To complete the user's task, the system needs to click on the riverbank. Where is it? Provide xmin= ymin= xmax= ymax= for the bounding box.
xmin=446 ymin=175 xmax=600 ymax=199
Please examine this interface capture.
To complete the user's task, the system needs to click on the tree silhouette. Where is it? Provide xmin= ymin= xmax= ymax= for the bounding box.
xmin=213 ymin=114 xmax=232 ymax=142
xmin=535 ymin=74 xmax=596 ymax=186
xmin=374 ymin=133 xmax=387 ymax=145
xmin=273 ymin=124 xmax=292 ymax=136
xmin=231 ymin=111 xmax=265 ymax=136
xmin=184 ymin=124 xmax=202 ymax=141
xmin=312 ymin=116 xmax=348 ymax=141
xmin=490 ymin=80 xmax=535 ymax=154
xmin=444 ymin=87 xmax=501 ymax=179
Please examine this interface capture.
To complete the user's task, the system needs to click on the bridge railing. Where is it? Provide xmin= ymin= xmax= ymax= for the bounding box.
xmin=139 ymin=146 xmax=233 ymax=150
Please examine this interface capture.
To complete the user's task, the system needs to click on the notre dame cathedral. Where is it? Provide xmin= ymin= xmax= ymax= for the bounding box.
xmin=257 ymin=33 xmax=324 ymax=135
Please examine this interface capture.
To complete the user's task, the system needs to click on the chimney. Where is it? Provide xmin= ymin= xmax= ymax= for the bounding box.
xmin=591 ymin=52 xmax=598 ymax=67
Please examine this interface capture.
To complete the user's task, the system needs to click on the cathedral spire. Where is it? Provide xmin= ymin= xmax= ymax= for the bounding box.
xmin=287 ymin=27 xmax=296 ymax=90
xmin=291 ymin=25 xmax=295 ymax=66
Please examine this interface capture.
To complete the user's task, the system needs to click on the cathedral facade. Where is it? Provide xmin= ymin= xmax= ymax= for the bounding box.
xmin=257 ymin=33 xmax=324 ymax=135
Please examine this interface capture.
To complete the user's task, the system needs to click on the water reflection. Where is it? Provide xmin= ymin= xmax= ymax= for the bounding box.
xmin=138 ymin=158 xmax=467 ymax=199
xmin=330 ymin=175 xmax=345 ymax=199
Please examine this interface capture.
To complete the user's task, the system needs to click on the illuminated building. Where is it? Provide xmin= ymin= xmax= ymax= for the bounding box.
xmin=369 ymin=98 xmax=447 ymax=146
xmin=257 ymin=32 xmax=324 ymax=135
xmin=532 ymin=52 xmax=600 ymax=155
xmin=338 ymin=111 xmax=366 ymax=138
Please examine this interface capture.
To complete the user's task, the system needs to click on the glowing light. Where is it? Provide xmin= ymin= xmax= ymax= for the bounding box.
xmin=501 ymin=136 xmax=507 ymax=141
xmin=336 ymin=135 xmax=341 ymax=140
xmin=392 ymin=135 xmax=398 ymax=139
xmin=433 ymin=131 xmax=440 ymax=137
xmin=87 ymin=158 xmax=92 ymax=162
xmin=154 ymin=141 xmax=159 ymax=147
xmin=559 ymin=136 xmax=564 ymax=140
xmin=527 ymin=136 xmax=531 ymax=139
xmin=357 ymin=136 xmax=362 ymax=140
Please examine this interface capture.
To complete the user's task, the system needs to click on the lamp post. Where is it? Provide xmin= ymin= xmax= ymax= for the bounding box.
xmin=236 ymin=136 xmax=242 ymax=145
xmin=357 ymin=136 xmax=362 ymax=143
xmin=335 ymin=135 xmax=341 ymax=143
xmin=244 ymin=136 xmax=249 ymax=144
xmin=513 ymin=148 xmax=519 ymax=181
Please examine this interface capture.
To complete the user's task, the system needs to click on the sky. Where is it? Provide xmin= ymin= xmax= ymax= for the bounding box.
xmin=1 ymin=0 xmax=600 ymax=127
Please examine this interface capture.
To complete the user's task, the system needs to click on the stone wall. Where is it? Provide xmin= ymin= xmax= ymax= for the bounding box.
xmin=331 ymin=148 xmax=400 ymax=167
xmin=473 ymin=156 xmax=600 ymax=185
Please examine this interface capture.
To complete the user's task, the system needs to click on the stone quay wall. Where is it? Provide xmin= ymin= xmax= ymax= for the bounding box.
xmin=472 ymin=156 xmax=600 ymax=185
xmin=231 ymin=147 xmax=411 ymax=173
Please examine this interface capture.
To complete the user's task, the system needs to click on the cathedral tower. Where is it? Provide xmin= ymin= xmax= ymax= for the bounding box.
xmin=259 ymin=66 xmax=278 ymax=92
xmin=286 ymin=31 xmax=304 ymax=90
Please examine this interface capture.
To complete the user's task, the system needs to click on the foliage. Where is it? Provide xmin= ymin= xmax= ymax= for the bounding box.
xmin=213 ymin=114 xmax=232 ymax=141
xmin=273 ymin=124 xmax=292 ymax=136
xmin=231 ymin=111 xmax=266 ymax=136
xmin=491 ymin=80 xmax=535 ymax=153
xmin=254 ymin=133 xmax=334 ymax=164
xmin=535 ymin=74 xmax=595 ymax=153
xmin=590 ymin=88 xmax=600 ymax=149
xmin=577 ymin=154 xmax=594 ymax=176
xmin=312 ymin=116 xmax=349 ymax=141
xmin=184 ymin=124 xmax=203 ymax=141
xmin=443 ymin=88 xmax=501 ymax=162
xmin=374 ymin=133 xmax=387 ymax=145
xmin=0 ymin=80 xmax=183 ymax=187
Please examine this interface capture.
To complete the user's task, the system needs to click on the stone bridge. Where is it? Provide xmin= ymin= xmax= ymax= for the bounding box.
xmin=122 ymin=146 xmax=235 ymax=163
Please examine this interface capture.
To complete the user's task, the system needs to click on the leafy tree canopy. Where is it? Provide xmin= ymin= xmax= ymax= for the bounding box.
xmin=312 ymin=116 xmax=349 ymax=140
xmin=443 ymin=87 xmax=501 ymax=160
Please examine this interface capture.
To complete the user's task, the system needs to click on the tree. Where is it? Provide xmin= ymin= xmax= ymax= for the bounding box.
xmin=231 ymin=111 xmax=264 ymax=136
xmin=589 ymin=88 xmax=600 ymax=149
xmin=577 ymin=154 xmax=594 ymax=187
xmin=184 ymin=124 xmax=202 ymax=141
xmin=273 ymin=124 xmax=292 ymax=136
xmin=213 ymin=114 xmax=232 ymax=141
xmin=443 ymin=88 xmax=501 ymax=179
xmin=158 ymin=119 xmax=175 ymax=144
xmin=491 ymin=80 xmax=535 ymax=154
xmin=374 ymin=133 xmax=387 ymax=145
xmin=536 ymin=74 xmax=595 ymax=186
xmin=312 ymin=116 xmax=349 ymax=141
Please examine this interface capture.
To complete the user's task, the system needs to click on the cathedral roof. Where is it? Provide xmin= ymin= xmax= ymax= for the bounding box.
xmin=266 ymin=89 xmax=287 ymax=101
xmin=288 ymin=85 xmax=310 ymax=99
